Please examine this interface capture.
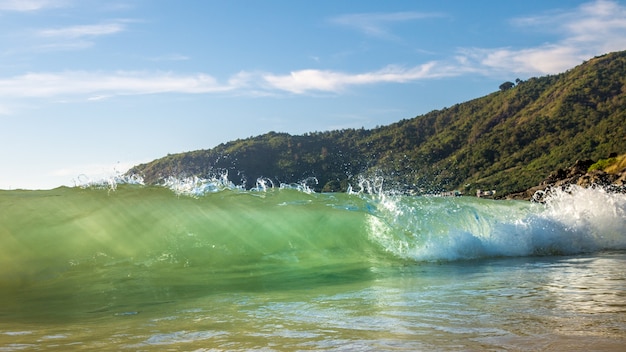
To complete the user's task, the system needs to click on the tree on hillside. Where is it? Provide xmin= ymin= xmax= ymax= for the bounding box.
xmin=499 ymin=81 xmax=515 ymax=91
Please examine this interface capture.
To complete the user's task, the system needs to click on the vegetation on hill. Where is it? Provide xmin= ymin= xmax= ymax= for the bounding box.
xmin=589 ymin=154 xmax=626 ymax=173
xmin=128 ymin=51 xmax=626 ymax=196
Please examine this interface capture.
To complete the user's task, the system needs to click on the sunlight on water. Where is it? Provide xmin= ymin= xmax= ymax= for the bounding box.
xmin=0 ymin=180 xmax=625 ymax=350
xmin=1 ymin=254 xmax=624 ymax=350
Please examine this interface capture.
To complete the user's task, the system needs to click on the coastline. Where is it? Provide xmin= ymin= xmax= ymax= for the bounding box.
xmin=505 ymin=156 xmax=626 ymax=201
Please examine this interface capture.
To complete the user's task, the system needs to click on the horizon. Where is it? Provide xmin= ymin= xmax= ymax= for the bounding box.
xmin=2 ymin=0 xmax=626 ymax=189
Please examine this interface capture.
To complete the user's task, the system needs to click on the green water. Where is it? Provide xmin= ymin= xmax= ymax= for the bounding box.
xmin=1 ymin=185 xmax=625 ymax=350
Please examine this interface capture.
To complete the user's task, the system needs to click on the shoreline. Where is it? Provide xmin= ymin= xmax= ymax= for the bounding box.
xmin=505 ymin=157 xmax=626 ymax=201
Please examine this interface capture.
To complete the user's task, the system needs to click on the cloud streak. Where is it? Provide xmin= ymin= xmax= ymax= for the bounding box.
xmin=262 ymin=63 xmax=462 ymax=94
xmin=459 ymin=0 xmax=626 ymax=75
xmin=0 ymin=65 xmax=462 ymax=100
xmin=0 ymin=1 xmax=624 ymax=103
xmin=0 ymin=71 xmax=236 ymax=99
xmin=0 ymin=0 xmax=68 ymax=12
xmin=38 ymin=23 xmax=126 ymax=39
xmin=330 ymin=11 xmax=444 ymax=39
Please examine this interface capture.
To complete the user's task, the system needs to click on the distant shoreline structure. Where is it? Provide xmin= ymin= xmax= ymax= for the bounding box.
xmin=436 ymin=190 xmax=463 ymax=197
xmin=476 ymin=189 xmax=496 ymax=198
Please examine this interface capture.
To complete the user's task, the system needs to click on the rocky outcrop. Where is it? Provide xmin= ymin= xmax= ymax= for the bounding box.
xmin=506 ymin=158 xmax=626 ymax=201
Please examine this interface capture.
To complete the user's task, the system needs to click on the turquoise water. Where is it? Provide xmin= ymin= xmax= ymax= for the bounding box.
xmin=1 ymin=180 xmax=625 ymax=350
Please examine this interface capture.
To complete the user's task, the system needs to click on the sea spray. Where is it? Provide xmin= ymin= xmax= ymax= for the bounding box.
xmin=365 ymin=195 xmax=529 ymax=261
xmin=1 ymin=177 xmax=625 ymax=290
xmin=161 ymin=173 xmax=241 ymax=197
xmin=535 ymin=185 xmax=626 ymax=250
xmin=362 ymin=184 xmax=626 ymax=261
xmin=73 ymin=170 xmax=144 ymax=190
xmin=254 ymin=177 xmax=275 ymax=192
xmin=1 ymin=177 xmax=625 ymax=349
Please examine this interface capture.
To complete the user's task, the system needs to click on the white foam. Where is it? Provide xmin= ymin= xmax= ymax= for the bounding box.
xmin=162 ymin=174 xmax=239 ymax=197
xmin=366 ymin=186 xmax=626 ymax=262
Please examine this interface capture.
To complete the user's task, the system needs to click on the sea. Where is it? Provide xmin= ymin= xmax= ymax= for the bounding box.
xmin=1 ymin=175 xmax=625 ymax=351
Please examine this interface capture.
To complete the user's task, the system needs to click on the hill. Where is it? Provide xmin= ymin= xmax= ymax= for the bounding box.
xmin=128 ymin=50 xmax=626 ymax=196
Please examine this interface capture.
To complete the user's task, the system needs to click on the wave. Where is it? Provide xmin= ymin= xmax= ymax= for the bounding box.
xmin=1 ymin=180 xmax=625 ymax=290
xmin=368 ymin=185 xmax=626 ymax=261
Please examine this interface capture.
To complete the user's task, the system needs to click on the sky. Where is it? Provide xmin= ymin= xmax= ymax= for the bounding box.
xmin=1 ymin=0 xmax=626 ymax=189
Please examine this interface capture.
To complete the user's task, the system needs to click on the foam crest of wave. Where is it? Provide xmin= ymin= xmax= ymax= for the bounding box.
xmin=162 ymin=174 xmax=240 ymax=197
xmin=161 ymin=174 xmax=321 ymax=196
xmin=279 ymin=177 xmax=319 ymax=194
xmin=537 ymin=185 xmax=626 ymax=249
xmin=74 ymin=173 xmax=144 ymax=190
xmin=366 ymin=186 xmax=626 ymax=262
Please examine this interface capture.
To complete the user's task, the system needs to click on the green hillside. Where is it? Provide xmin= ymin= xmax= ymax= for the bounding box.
xmin=128 ymin=50 xmax=626 ymax=196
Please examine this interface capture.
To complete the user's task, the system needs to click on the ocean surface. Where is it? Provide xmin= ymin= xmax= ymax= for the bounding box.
xmin=1 ymin=177 xmax=625 ymax=351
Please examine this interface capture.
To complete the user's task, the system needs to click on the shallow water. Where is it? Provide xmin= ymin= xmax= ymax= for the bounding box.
xmin=1 ymin=183 xmax=625 ymax=350
xmin=1 ymin=253 xmax=625 ymax=351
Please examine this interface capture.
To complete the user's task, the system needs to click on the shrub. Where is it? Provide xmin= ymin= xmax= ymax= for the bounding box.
xmin=588 ymin=157 xmax=617 ymax=172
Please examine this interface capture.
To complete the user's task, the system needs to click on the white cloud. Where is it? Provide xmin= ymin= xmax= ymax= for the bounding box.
xmin=0 ymin=0 xmax=67 ymax=11
xmin=0 ymin=1 xmax=624 ymax=102
xmin=36 ymin=40 xmax=94 ymax=51
xmin=327 ymin=2 xmax=626 ymax=79
xmin=0 ymin=63 xmax=472 ymax=102
xmin=330 ymin=11 xmax=444 ymax=39
xmin=458 ymin=45 xmax=583 ymax=75
xmin=149 ymin=54 xmax=190 ymax=62
xmin=30 ymin=20 xmax=138 ymax=53
xmin=460 ymin=0 xmax=626 ymax=75
xmin=262 ymin=62 xmax=461 ymax=94
xmin=38 ymin=23 xmax=126 ymax=39
xmin=564 ymin=0 xmax=626 ymax=51
xmin=273 ymin=1 xmax=626 ymax=94
xmin=0 ymin=71 xmax=237 ymax=99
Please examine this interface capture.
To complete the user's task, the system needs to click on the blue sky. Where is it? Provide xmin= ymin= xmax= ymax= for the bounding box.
xmin=2 ymin=0 xmax=626 ymax=189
